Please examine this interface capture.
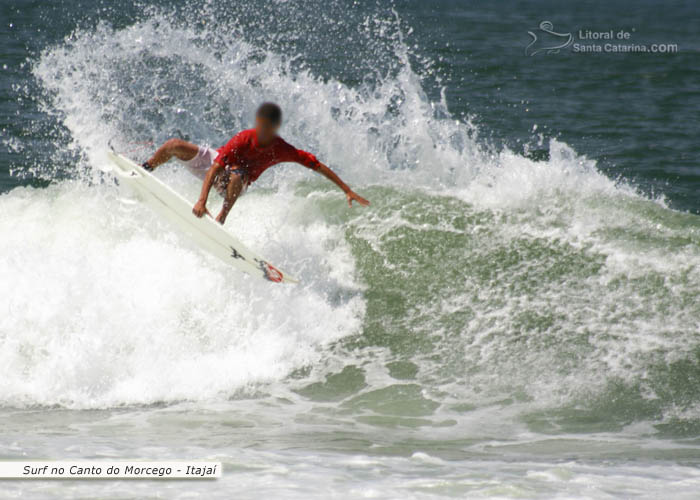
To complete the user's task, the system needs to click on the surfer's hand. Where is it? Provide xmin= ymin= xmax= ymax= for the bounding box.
xmin=346 ymin=190 xmax=370 ymax=207
xmin=192 ymin=200 xmax=208 ymax=218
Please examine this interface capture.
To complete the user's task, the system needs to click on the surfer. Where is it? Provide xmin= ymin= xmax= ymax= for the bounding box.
xmin=142 ymin=103 xmax=370 ymax=224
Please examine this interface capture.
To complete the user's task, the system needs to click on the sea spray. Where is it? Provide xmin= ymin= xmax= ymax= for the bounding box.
xmin=1 ymin=0 xmax=698 ymax=434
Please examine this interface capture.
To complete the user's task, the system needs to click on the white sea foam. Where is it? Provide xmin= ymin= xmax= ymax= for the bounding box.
xmin=0 ymin=182 xmax=364 ymax=407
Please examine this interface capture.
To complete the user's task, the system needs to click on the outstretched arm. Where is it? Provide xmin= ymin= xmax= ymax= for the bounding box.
xmin=315 ymin=162 xmax=370 ymax=207
xmin=192 ymin=161 xmax=224 ymax=217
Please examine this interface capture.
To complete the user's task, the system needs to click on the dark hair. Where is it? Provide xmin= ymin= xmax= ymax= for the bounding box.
xmin=256 ymin=102 xmax=282 ymax=125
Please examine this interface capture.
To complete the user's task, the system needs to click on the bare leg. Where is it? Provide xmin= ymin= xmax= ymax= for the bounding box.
xmin=145 ymin=139 xmax=200 ymax=169
xmin=215 ymin=170 xmax=247 ymax=225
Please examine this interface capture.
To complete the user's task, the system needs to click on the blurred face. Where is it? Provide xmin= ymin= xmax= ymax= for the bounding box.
xmin=255 ymin=116 xmax=280 ymax=146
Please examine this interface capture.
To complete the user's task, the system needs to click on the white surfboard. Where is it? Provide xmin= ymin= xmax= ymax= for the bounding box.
xmin=107 ymin=151 xmax=297 ymax=284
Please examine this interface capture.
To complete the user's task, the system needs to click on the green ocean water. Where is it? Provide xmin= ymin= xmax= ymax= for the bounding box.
xmin=1 ymin=1 xmax=699 ymax=498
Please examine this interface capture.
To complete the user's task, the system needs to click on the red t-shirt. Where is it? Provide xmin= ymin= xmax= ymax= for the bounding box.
xmin=216 ymin=129 xmax=321 ymax=184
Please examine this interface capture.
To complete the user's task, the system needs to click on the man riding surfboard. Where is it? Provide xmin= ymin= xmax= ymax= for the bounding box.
xmin=142 ymin=102 xmax=369 ymax=224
